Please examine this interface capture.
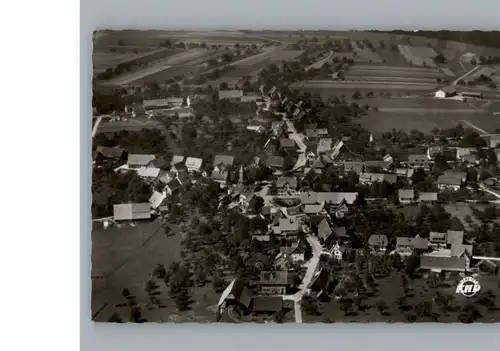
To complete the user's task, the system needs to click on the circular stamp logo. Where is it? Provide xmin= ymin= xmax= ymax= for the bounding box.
xmin=456 ymin=277 xmax=481 ymax=297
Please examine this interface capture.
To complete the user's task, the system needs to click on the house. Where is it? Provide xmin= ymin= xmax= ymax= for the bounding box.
xmin=429 ymin=232 xmax=448 ymax=249
xmin=333 ymin=226 xmax=348 ymax=240
xmin=317 ymin=138 xmax=333 ymax=154
xmin=331 ymin=199 xmax=349 ymax=218
xmin=137 ymin=166 xmax=161 ymax=180
xmin=437 ymin=171 xmax=466 ymax=191
xmin=305 ymin=129 xmax=318 ymax=139
xmin=407 ymin=154 xmax=431 ymax=170
xmin=396 ymin=168 xmax=414 ymax=179
xmin=252 ymin=296 xmax=283 ymax=313
xmin=462 ymin=154 xmax=478 ymax=165
xmin=213 ymin=155 xmax=235 ymax=171
xmin=280 ymin=138 xmax=297 ymax=150
xmin=276 ymin=176 xmax=298 ymax=195
xmin=330 ymin=140 xmax=344 ymax=160
xmin=398 ymin=189 xmax=415 ymax=204
xmin=368 ymin=234 xmax=388 ymax=253
xmin=427 ymin=146 xmax=442 ymax=160
xmin=359 ymin=172 xmax=398 ymax=185
xmin=482 ymin=134 xmax=500 ymax=148
xmin=241 ymin=94 xmax=261 ymax=103
xmin=166 ymin=176 xmax=191 ymax=195
xmin=93 ymin=146 xmax=127 ymax=163
xmin=259 ymin=271 xmax=289 ymax=295
xmin=300 ymin=192 xmax=358 ymax=205
xmin=456 ymin=147 xmax=472 ymax=160
xmin=170 ymin=155 xmax=185 ymax=166
xmin=165 ymin=107 xmax=194 ymax=119
xmin=435 ymin=86 xmax=457 ymax=99
xmin=158 ymin=170 xmax=177 ymax=185
xmin=419 ymin=256 xmax=467 ymax=273
xmin=418 ymin=192 xmax=438 ymax=203
xmin=363 ymin=161 xmax=392 ymax=171
xmin=343 ymin=161 xmax=363 ymax=175
xmin=127 ymin=154 xmax=156 ymax=169
xmin=317 ymin=218 xmax=333 ymax=242
xmin=185 ymin=157 xmax=203 ymax=173
xmin=113 ymin=203 xmax=151 ymax=221
xmin=149 ymin=191 xmax=167 ymax=209
xmin=331 ymin=243 xmax=346 ymax=260
xmin=266 ymin=156 xmax=285 ymax=170
xmin=218 ymin=89 xmax=243 ymax=100
xmin=396 ymin=236 xmax=429 ymax=256
xmin=383 ymin=154 xmax=393 ymax=163
xmin=149 ymin=155 xmax=170 ymax=170
xmin=211 ymin=168 xmax=230 ymax=186
xmin=279 ymin=244 xmax=305 ymax=262
xmin=218 ymin=278 xmax=253 ymax=311
xmin=272 ymin=218 xmax=300 ymax=235
xmin=316 ymin=128 xmax=328 ymax=137
xmin=143 ymin=98 xmax=174 ymax=110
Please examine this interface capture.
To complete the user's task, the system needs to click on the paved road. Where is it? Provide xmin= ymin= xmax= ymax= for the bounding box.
xmin=282 ymin=234 xmax=330 ymax=323
xmin=281 ymin=115 xmax=307 ymax=170
xmin=453 ymin=65 xmax=481 ymax=85
xmin=460 ymin=120 xmax=489 ymax=135
xmin=479 ymin=183 xmax=500 ymax=200
xmin=92 ymin=116 xmax=103 ymax=138
xmin=305 ymin=52 xmax=333 ymax=72
xmin=376 ymin=107 xmax=485 ymax=114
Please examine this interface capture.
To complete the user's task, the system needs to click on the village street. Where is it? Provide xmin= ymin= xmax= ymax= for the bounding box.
xmin=282 ymin=115 xmax=307 ymax=170
xmin=282 ymin=235 xmax=330 ymax=323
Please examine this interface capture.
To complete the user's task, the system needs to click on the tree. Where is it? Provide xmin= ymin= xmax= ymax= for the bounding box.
xmin=122 ymin=288 xmax=131 ymax=299
xmin=340 ymin=300 xmax=352 ymax=316
xmin=153 ymin=264 xmax=166 ymax=279
xmin=376 ymin=300 xmax=389 ymax=316
xmin=458 ymin=304 xmax=482 ymax=323
xmin=273 ymin=311 xmax=285 ymax=323
xmin=129 ymin=307 xmax=143 ymax=323
xmin=219 ymin=82 xmax=229 ymax=91
xmin=352 ymin=90 xmax=362 ymax=100
xmin=212 ymin=273 xmax=226 ymax=293
xmin=175 ymin=288 xmax=192 ymax=311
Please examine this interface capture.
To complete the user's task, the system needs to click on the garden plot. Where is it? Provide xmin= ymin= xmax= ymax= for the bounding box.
xmin=398 ymin=45 xmax=438 ymax=67
xmin=351 ymin=40 xmax=383 ymax=63
xmin=345 ymin=76 xmax=437 ymax=84
xmin=346 ymin=68 xmax=443 ymax=79
xmin=440 ymin=67 xmax=457 ymax=77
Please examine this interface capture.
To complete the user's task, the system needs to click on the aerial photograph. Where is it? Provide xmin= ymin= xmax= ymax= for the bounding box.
xmin=91 ymin=29 xmax=500 ymax=324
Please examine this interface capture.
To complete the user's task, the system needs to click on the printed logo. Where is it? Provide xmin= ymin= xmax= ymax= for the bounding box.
xmin=456 ymin=277 xmax=481 ymax=297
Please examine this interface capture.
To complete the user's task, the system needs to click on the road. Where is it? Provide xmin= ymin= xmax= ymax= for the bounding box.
xmin=281 ymin=115 xmax=307 ymax=170
xmin=305 ymin=52 xmax=333 ymax=72
xmin=282 ymin=234 xmax=330 ymax=323
xmin=460 ymin=120 xmax=489 ymax=135
xmin=376 ymin=107 xmax=485 ymax=114
xmin=478 ymin=183 xmax=500 ymax=200
xmin=92 ymin=116 xmax=103 ymax=138
xmin=452 ymin=65 xmax=481 ymax=85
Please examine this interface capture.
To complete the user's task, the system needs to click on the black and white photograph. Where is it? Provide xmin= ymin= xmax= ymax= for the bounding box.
xmin=91 ymin=28 xmax=500 ymax=324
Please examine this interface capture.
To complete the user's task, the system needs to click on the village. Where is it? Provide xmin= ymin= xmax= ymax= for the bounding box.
xmin=91 ymin=30 xmax=500 ymax=324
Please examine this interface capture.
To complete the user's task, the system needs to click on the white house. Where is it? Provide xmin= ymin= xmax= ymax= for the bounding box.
xmin=435 ymin=86 xmax=457 ymax=99
xmin=185 ymin=157 xmax=203 ymax=173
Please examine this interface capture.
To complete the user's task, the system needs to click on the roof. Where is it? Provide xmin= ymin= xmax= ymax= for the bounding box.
xmin=113 ymin=203 xmax=151 ymax=221
xmin=317 ymin=138 xmax=333 ymax=153
xmin=149 ymin=191 xmax=166 ymax=209
xmin=276 ymin=176 xmax=298 ymax=189
xmin=266 ymin=156 xmax=285 ymax=168
xmin=333 ymin=226 xmax=348 ymax=238
xmin=305 ymin=129 xmax=318 ymax=138
xmin=260 ymin=271 xmax=289 ymax=285
xmin=252 ymin=296 xmax=283 ymax=312
xmin=398 ymin=189 xmax=415 ymax=199
xmin=280 ymin=138 xmax=296 ymax=149
xmin=437 ymin=175 xmax=462 ymax=186
xmin=408 ymin=154 xmax=429 ymax=164
xmin=420 ymin=256 xmax=466 ymax=272
xmin=137 ymin=166 xmax=160 ymax=178
xmin=95 ymin=146 xmax=125 ymax=159
xmin=127 ymin=154 xmax=156 ymax=166
xmin=447 ymin=230 xmax=464 ymax=246
xmin=360 ymin=173 xmax=397 ymax=184
xmin=167 ymin=178 xmax=183 ymax=191
xmin=418 ymin=192 xmax=438 ymax=202
xmin=364 ymin=160 xmax=392 ymax=169
xmin=343 ymin=161 xmax=364 ymax=174
xmin=211 ymin=170 xmax=229 ymax=182
xmin=213 ymin=154 xmax=235 ymax=167
xmin=300 ymin=192 xmax=358 ymax=205
xmin=317 ymin=219 xmax=333 ymax=241
xmin=170 ymin=155 xmax=185 ymax=165
xmin=218 ymin=90 xmax=243 ymax=99
xmin=368 ymin=234 xmax=388 ymax=247
xmin=149 ymin=155 xmax=170 ymax=169
xmin=274 ymin=218 xmax=300 ymax=233
xmin=396 ymin=237 xmax=429 ymax=250
xmin=303 ymin=202 xmax=325 ymax=214
xmin=143 ymin=98 xmax=173 ymax=108
xmin=185 ymin=157 xmax=203 ymax=170
xmin=218 ymin=278 xmax=252 ymax=308
xmin=241 ymin=94 xmax=261 ymax=102
xmin=440 ymin=86 xmax=457 ymax=94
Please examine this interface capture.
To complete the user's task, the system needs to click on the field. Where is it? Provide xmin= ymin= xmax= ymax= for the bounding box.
xmin=101 ymin=49 xmax=213 ymax=86
xmin=302 ymin=271 xmax=500 ymax=323
xmin=294 ymin=80 xmax=439 ymax=94
xmin=358 ymin=97 xmax=473 ymax=109
xmin=91 ymin=219 xmax=200 ymax=322
xmin=351 ymin=40 xmax=383 ymax=63
xmin=398 ymin=45 xmax=438 ymax=67
xmin=359 ymin=109 xmax=500 ymax=135
xmin=93 ymin=48 xmax=177 ymax=73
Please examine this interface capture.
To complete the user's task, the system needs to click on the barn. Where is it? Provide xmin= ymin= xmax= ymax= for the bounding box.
xmin=435 ymin=86 xmax=457 ymax=99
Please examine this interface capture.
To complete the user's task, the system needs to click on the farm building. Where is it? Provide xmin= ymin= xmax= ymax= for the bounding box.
xmin=435 ymin=86 xmax=457 ymax=99
xmin=218 ymin=90 xmax=243 ymax=100
xmin=113 ymin=203 xmax=151 ymax=221
xmin=460 ymin=91 xmax=483 ymax=99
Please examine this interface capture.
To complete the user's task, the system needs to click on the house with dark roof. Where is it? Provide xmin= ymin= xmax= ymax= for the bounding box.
xmin=420 ymin=256 xmax=467 ymax=273
xmin=368 ymin=234 xmax=388 ymax=254
xmin=213 ymin=155 xmax=235 ymax=171
xmin=93 ymin=146 xmax=127 ymax=164
xmin=300 ymin=192 xmax=358 ymax=205
xmin=343 ymin=161 xmax=364 ymax=175
xmin=280 ymin=138 xmax=297 ymax=150
xmin=266 ymin=156 xmax=285 ymax=170
xmin=435 ymin=86 xmax=457 ymax=99
xmin=276 ymin=176 xmax=298 ymax=196
xmin=437 ymin=171 xmax=466 ymax=191
xmin=218 ymin=278 xmax=253 ymax=312
xmin=259 ymin=271 xmax=289 ymax=295
xmin=252 ymin=296 xmax=283 ymax=313
xmin=359 ymin=172 xmax=398 ymax=185
xmin=407 ymin=154 xmax=431 ymax=170
xmin=113 ymin=203 xmax=151 ymax=221
xmin=331 ymin=199 xmax=349 ymax=218
xmin=272 ymin=218 xmax=301 ymax=235
xmin=396 ymin=236 xmax=429 ymax=256
xmin=149 ymin=155 xmax=170 ymax=170
xmin=127 ymin=154 xmax=156 ymax=169
xmin=317 ymin=218 xmax=333 ymax=242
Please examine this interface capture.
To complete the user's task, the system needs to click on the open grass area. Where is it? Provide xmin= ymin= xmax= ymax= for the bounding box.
xmin=303 ymin=271 xmax=500 ymax=323
xmin=92 ymin=219 xmax=185 ymax=321
xmin=359 ymin=109 xmax=499 ymax=135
